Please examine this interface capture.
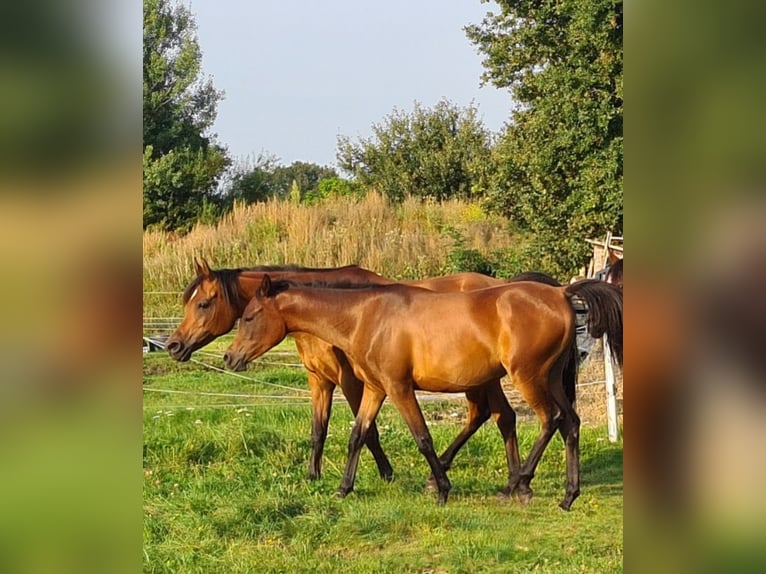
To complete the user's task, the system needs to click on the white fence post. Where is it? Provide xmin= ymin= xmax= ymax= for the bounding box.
xmin=603 ymin=338 xmax=620 ymax=442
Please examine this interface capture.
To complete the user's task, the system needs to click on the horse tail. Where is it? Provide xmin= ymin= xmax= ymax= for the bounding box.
xmin=563 ymin=339 xmax=578 ymax=406
xmin=564 ymin=279 xmax=623 ymax=367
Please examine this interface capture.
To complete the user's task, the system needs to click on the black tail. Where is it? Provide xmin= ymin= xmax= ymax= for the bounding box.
xmin=565 ymin=279 xmax=623 ymax=367
xmin=562 ymin=339 xmax=578 ymax=406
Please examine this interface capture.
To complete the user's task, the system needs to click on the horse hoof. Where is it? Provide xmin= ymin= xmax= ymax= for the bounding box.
xmin=558 ymin=500 xmax=573 ymax=511
xmin=517 ymin=489 xmax=534 ymax=506
xmin=437 ymin=492 xmax=449 ymax=505
xmin=336 ymin=488 xmax=352 ymax=499
xmin=380 ymin=471 xmax=395 ymax=483
xmin=493 ymin=484 xmax=512 ymax=499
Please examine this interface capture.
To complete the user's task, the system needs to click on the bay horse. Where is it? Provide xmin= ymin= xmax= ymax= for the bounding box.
xmin=166 ymin=260 xmax=565 ymax=493
xmin=606 ymin=258 xmax=623 ymax=289
xmin=224 ymin=276 xmax=623 ymax=509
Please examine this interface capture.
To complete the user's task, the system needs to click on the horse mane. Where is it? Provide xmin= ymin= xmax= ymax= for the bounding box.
xmin=266 ymin=278 xmax=383 ymax=295
xmin=244 ymin=264 xmax=362 ymax=273
xmin=508 ymin=271 xmax=561 ymax=287
xmin=182 ymin=264 xmax=365 ymax=304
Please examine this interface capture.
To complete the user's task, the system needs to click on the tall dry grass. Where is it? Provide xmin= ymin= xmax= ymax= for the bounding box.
xmin=143 ymin=193 xmax=523 ymax=317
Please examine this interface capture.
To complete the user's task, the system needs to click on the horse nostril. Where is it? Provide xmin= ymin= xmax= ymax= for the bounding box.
xmin=167 ymin=340 xmax=181 ymax=354
xmin=223 ymin=353 xmax=230 ymax=365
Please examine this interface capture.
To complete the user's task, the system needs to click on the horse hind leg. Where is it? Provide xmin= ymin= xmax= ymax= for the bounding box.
xmin=549 ymin=378 xmax=581 ymax=511
xmin=511 ymin=378 xmax=560 ymax=506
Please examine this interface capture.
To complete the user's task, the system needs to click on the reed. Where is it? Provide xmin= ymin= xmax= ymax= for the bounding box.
xmin=143 ymin=193 xmax=524 ymax=317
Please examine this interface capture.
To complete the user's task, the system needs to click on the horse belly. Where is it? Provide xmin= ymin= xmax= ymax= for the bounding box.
xmin=411 ymin=361 xmax=503 ymax=393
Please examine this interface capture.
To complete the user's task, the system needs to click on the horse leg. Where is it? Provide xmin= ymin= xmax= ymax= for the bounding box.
xmin=339 ymin=373 xmax=394 ymax=481
xmin=337 ymin=385 xmax=387 ymax=498
xmin=386 ymin=383 xmax=451 ymax=504
xmin=307 ymin=372 xmax=334 ymax=480
xmin=425 ymin=387 xmax=491 ymax=489
xmin=549 ymin=377 xmax=581 ymax=511
xmin=512 ymin=379 xmax=560 ymax=506
xmin=484 ymin=382 xmax=522 ymax=498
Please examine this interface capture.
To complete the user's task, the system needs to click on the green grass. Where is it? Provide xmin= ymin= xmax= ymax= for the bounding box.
xmin=143 ymin=347 xmax=623 ymax=573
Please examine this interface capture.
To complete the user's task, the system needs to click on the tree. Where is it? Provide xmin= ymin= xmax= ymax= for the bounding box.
xmin=466 ymin=0 xmax=622 ymax=277
xmin=223 ymin=153 xmax=280 ymax=206
xmin=336 ymin=100 xmax=494 ymax=202
xmin=143 ymin=0 xmax=229 ymax=231
xmin=218 ymin=158 xmax=338 ymax=207
xmin=270 ymin=162 xmax=339 ymax=200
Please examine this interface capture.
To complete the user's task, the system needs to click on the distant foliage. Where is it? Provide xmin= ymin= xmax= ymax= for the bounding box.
xmin=303 ymin=177 xmax=364 ymax=205
xmin=443 ymin=226 xmax=495 ymax=276
xmin=223 ymin=154 xmax=280 ymax=205
xmin=221 ymin=158 xmax=340 ymax=207
xmin=143 ymin=0 xmax=230 ymax=232
xmin=466 ymin=0 xmax=623 ymax=278
xmin=336 ymin=100 xmax=494 ymax=202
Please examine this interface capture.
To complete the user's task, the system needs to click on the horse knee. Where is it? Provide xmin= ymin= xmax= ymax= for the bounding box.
xmin=413 ymin=433 xmax=435 ymax=454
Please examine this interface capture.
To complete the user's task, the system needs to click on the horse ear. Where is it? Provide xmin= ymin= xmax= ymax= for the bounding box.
xmin=194 ymin=257 xmax=212 ymax=278
xmin=258 ymin=274 xmax=272 ymax=297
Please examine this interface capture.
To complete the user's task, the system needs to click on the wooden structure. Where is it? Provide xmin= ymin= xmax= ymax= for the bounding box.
xmin=585 ymin=232 xmax=623 ymax=443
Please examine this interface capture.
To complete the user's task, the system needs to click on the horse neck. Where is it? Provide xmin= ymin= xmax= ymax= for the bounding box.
xmin=274 ymin=288 xmax=367 ymax=349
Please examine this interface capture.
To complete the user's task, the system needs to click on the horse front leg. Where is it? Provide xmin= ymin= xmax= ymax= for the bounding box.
xmin=307 ymin=372 xmax=334 ymax=480
xmin=339 ymin=368 xmax=394 ymax=481
xmin=337 ymin=385 xmax=387 ymax=498
xmin=387 ymin=382 xmax=451 ymax=504
xmin=425 ymin=387 xmax=491 ymax=490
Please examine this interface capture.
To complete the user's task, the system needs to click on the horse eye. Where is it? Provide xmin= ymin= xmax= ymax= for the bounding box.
xmin=243 ymin=315 xmax=253 ymax=323
xmin=198 ymin=300 xmax=211 ymax=310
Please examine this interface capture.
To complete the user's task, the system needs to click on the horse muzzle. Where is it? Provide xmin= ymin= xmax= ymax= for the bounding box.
xmin=223 ymin=351 xmax=248 ymax=372
xmin=166 ymin=338 xmax=192 ymax=362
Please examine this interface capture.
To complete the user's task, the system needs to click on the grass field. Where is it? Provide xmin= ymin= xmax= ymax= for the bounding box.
xmin=143 ymin=340 xmax=623 ymax=573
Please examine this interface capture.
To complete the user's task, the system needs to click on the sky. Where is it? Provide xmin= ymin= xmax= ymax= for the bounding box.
xmin=189 ymin=1 xmax=512 ymax=170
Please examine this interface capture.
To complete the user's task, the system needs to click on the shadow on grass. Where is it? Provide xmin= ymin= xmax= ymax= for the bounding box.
xmin=581 ymin=444 xmax=623 ymax=487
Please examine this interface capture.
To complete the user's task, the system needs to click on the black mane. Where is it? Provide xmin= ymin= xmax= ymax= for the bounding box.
xmin=182 ymin=264 xmax=366 ymax=303
xmin=508 ymin=271 xmax=561 ymax=287
xmin=266 ymin=278 xmax=383 ymax=295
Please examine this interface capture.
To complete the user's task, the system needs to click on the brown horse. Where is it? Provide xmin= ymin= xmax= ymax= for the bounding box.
xmin=224 ymin=276 xmax=623 ymax=509
xmin=166 ymin=260 xmax=550 ymax=490
xmin=606 ymin=258 xmax=623 ymax=289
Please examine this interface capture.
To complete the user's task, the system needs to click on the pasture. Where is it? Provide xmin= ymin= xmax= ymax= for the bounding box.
xmin=143 ymin=337 xmax=623 ymax=573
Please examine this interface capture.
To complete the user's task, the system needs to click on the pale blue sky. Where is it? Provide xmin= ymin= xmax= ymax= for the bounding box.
xmin=190 ymin=1 xmax=512 ymax=169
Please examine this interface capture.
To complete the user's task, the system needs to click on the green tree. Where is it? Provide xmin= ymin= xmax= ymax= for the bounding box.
xmin=143 ymin=0 xmax=229 ymax=231
xmin=219 ymin=158 xmax=338 ymax=206
xmin=223 ymin=153 xmax=279 ymax=205
xmin=270 ymin=161 xmax=339 ymax=200
xmin=466 ymin=0 xmax=622 ymax=277
xmin=336 ymin=99 xmax=494 ymax=202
